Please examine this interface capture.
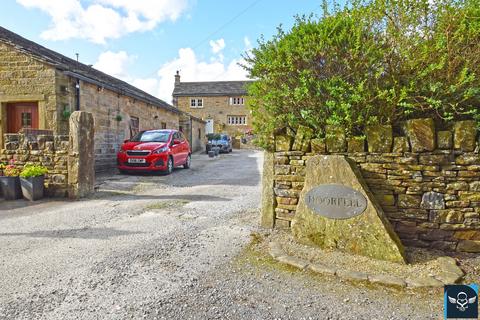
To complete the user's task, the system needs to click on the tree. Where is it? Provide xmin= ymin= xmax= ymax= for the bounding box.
xmin=244 ymin=0 xmax=480 ymax=150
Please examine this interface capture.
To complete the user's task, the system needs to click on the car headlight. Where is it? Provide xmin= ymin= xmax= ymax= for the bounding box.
xmin=153 ymin=146 xmax=169 ymax=154
xmin=118 ymin=149 xmax=126 ymax=154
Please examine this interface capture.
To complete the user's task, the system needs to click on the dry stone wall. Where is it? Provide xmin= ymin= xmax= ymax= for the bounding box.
xmin=269 ymin=118 xmax=480 ymax=253
xmin=1 ymin=111 xmax=95 ymax=199
xmin=1 ymin=133 xmax=69 ymax=197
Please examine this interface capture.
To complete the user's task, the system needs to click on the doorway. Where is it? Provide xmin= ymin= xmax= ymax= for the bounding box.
xmin=205 ymin=119 xmax=214 ymax=134
xmin=6 ymin=102 xmax=39 ymax=133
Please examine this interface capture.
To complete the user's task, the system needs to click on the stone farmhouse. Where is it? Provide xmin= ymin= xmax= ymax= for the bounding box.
xmin=172 ymin=71 xmax=253 ymax=136
xmin=0 ymin=26 xmax=205 ymax=172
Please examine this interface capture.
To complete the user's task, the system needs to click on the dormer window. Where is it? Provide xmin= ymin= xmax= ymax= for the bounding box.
xmin=230 ymin=97 xmax=244 ymax=105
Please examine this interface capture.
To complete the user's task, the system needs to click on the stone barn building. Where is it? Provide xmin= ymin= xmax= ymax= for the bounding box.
xmin=0 ymin=27 xmax=205 ymax=172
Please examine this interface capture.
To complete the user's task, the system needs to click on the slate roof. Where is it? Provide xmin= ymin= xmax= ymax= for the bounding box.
xmin=173 ymin=80 xmax=253 ymax=97
xmin=0 ymin=26 xmax=180 ymax=114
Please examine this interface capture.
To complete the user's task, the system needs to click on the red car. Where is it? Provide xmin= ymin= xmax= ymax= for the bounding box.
xmin=117 ymin=129 xmax=191 ymax=174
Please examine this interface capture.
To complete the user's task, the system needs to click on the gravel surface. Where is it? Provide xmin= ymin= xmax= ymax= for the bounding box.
xmin=0 ymin=150 xmax=445 ymax=319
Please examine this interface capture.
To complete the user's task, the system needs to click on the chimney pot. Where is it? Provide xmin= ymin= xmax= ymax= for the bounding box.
xmin=174 ymin=71 xmax=181 ymax=84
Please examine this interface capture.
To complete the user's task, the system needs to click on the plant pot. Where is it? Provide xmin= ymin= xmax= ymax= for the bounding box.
xmin=20 ymin=175 xmax=45 ymax=201
xmin=0 ymin=176 xmax=22 ymax=200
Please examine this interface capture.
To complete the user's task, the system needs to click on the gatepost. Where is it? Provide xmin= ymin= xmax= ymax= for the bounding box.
xmin=68 ymin=111 xmax=95 ymax=199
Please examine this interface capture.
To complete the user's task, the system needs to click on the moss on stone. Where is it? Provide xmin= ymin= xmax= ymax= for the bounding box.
xmin=275 ymin=135 xmax=292 ymax=152
xmin=325 ymin=125 xmax=346 ymax=153
xmin=404 ymin=118 xmax=436 ymax=152
xmin=366 ymin=125 xmax=392 ymax=153
xmin=454 ymin=120 xmax=477 ymax=152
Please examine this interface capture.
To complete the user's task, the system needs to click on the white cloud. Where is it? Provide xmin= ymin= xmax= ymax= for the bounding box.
xmin=16 ymin=0 xmax=189 ymax=44
xmin=131 ymin=78 xmax=159 ymax=96
xmin=92 ymin=39 xmax=249 ymax=104
xmin=244 ymin=36 xmax=252 ymax=50
xmin=93 ymin=50 xmax=132 ymax=79
xmin=209 ymin=38 xmax=225 ymax=54
xmin=156 ymin=46 xmax=248 ymax=102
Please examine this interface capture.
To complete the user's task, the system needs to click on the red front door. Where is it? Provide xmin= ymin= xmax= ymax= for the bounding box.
xmin=7 ymin=102 xmax=39 ymax=133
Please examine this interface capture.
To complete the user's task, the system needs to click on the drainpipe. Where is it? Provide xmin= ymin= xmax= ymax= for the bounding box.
xmin=75 ymin=78 xmax=80 ymax=111
xmin=190 ymin=116 xmax=193 ymax=152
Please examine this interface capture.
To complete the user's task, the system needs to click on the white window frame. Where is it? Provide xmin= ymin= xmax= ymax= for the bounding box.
xmin=230 ymin=97 xmax=245 ymax=106
xmin=190 ymin=98 xmax=204 ymax=108
xmin=227 ymin=115 xmax=247 ymax=126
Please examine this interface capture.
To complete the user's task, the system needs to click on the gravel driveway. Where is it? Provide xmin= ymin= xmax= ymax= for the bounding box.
xmin=0 ymin=150 xmax=443 ymax=319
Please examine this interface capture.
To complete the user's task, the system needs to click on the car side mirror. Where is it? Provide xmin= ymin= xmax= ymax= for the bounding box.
xmin=173 ymin=139 xmax=181 ymax=145
xmin=124 ymin=139 xmax=129 ymax=143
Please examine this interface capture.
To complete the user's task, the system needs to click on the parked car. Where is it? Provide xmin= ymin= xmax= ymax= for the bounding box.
xmin=206 ymin=133 xmax=233 ymax=153
xmin=117 ymin=129 xmax=191 ymax=174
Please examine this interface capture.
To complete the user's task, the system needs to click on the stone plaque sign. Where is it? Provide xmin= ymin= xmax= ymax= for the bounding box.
xmin=291 ymin=155 xmax=406 ymax=263
xmin=305 ymin=184 xmax=367 ymax=219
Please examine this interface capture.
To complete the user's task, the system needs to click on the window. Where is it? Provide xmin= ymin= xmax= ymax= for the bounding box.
xmin=227 ymin=116 xmax=247 ymax=126
xmin=161 ymin=122 xmax=167 ymax=129
xmin=230 ymin=97 xmax=245 ymax=105
xmin=190 ymin=98 xmax=203 ymax=108
xmin=129 ymin=116 xmax=139 ymax=138
xmin=198 ymin=128 xmax=201 ymax=139
xmin=173 ymin=132 xmax=185 ymax=141
xmin=21 ymin=113 xmax=32 ymax=128
xmin=131 ymin=131 xmax=170 ymax=142
xmin=179 ymin=125 xmax=183 ymax=132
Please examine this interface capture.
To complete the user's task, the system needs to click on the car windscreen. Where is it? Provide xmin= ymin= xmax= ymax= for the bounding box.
xmin=130 ymin=131 xmax=170 ymax=142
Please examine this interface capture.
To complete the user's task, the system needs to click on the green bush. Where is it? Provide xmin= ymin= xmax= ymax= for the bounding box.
xmin=206 ymin=133 xmax=222 ymax=141
xmin=20 ymin=164 xmax=48 ymax=179
xmin=244 ymin=0 xmax=480 ymax=150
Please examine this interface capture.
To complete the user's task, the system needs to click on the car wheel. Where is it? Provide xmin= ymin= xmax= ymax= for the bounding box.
xmin=165 ymin=157 xmax=174 ymax=175
xmin=183 ymin=154 xmax=191 ymax=169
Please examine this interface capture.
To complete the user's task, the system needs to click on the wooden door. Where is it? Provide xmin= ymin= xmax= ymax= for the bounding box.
xmin=6 ymin=102 xmax=39 ymax=133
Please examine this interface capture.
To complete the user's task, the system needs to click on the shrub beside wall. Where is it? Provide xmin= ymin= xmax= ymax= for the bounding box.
xmin=268 ymin=118 xmax=480 ymax=253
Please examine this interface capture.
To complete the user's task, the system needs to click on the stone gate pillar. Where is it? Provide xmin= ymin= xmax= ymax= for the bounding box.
xmin=261 ymin=151 xmax=276 ymax=228
xmin=68 ymin=111 xmax=95 ymax=199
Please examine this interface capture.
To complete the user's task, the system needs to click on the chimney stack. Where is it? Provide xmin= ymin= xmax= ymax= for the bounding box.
xmin=174 ymin=70 xmax=181 ymax=85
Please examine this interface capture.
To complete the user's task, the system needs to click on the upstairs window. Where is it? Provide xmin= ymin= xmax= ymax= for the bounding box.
xmin=190 ymin=98 xmax=204 ymax=108
xmin=230 ymin=97 xmax=245 ymax=105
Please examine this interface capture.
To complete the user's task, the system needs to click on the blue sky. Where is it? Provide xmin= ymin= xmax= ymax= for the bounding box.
xmin=0 ymin=0 xmax=323 ymax=102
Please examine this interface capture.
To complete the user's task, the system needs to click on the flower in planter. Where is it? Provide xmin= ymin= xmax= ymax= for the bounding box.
xmin=20 ymin=164 xmax=48 ymax=179
xmin=4 ymin=160 xmax=21 ymax=177
xmin=0 ymin=162 xmax=7 ymax=176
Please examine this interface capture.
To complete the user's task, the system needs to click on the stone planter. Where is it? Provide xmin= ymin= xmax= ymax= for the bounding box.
xmin=0 ymin=176 xmax=22 ymax=200
xmin=20 ymin=175 xmax=45 ymax=201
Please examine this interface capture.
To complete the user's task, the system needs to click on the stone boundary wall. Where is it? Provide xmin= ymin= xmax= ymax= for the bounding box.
xmin=268 ymin=118 xmax=480 ymax=253
xmin=0 ymin=111 xmax=95 ymax=199
xmin=1 ymin=133 xmax=69 ymax=197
